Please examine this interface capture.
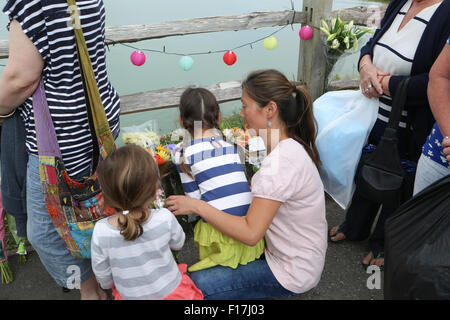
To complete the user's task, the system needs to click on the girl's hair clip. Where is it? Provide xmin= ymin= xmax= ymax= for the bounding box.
xmin=122 ymin=210 xmax=130 ymax=215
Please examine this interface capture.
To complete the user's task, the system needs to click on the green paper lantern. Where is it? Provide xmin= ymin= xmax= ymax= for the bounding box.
xmin=179 ymin=56 xmax=194 ymax=71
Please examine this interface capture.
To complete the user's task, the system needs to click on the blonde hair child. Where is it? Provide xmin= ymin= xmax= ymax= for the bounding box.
xmin=91 ymin=144 xmax=203 ymax=300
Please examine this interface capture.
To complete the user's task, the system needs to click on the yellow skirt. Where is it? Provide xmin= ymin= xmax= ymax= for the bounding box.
xmin=188 ymin=219 xmax=265 ymax=272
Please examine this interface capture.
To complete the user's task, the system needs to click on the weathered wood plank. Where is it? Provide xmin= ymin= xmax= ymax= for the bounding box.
xmin=0 ymin=10 xmax=305 ymax=59
xmin=297 ymin=0 xmax=333 ymax=101
xmin=0 ymin=40 xmax=7 ymax=60
xmin=0 ymin=6 xmax=387 ymax=59
xmin=119 ymin=78 xmax=360 ymax=115
xmin=106 ymin=10 xmax=306 ymax=45
xmin=327 ymin=79 xmax=360 ymax=91
xmin=331 ymin=5 xmax=387 ymax=27
xmin=120 ymin=80 xmax=243 ymax=115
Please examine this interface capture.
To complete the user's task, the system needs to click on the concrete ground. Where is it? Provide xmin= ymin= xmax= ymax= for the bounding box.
xmin=0 ymin=196 xmax=384 ymax=300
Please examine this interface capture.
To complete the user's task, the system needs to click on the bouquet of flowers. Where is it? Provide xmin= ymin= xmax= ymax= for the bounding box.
xmin=320 ymin=17 xmax=374 ymax=82
xmin=122 ymin=114 xmax=266 ymax=201
xmin=220 ymin=114 xmax=265 ymax=182
xmin=1 ymin=194 xmax=13 ymax=284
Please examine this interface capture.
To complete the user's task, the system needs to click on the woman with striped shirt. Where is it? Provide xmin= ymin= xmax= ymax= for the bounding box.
xmin=329 ymin=0 xmax=449 ymax=268
xmin=0 ymin=0 xmax=120 ymax=299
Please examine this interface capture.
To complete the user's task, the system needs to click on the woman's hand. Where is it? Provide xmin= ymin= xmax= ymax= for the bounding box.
xmin=378 ymin=74 xmax=391 ymax=97
xmin=359 ymin=55 xmax=388 ymax=99
xmin=443 ymin=137 xmax=450 ymax=161
xmin=166 ymin=195 xmax=200 ymax=216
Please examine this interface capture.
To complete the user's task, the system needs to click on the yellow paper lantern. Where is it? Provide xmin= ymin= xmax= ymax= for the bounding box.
xmin=263 ymin=36 xmax=277 ymax=50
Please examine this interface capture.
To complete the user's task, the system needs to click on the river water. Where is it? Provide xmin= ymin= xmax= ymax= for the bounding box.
xmin=0 ymin=0 xmax=386 ymax=140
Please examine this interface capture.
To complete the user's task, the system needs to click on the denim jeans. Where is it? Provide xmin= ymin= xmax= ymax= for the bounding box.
xmin=413 ymin=154 xmax=450 ymax=195
xmin=189 ymin=256 xmax=298 ymax=300
xmin=26 ymin=154 xmax=93 ymax=288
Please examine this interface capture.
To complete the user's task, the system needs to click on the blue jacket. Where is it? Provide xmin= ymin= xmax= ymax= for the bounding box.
xmin=359 ymin=0 xmax=450 ymax=162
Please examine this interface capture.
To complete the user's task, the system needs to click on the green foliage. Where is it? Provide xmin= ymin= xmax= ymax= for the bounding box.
xmin=219 ymin=113 xmax=245 ymax=131
xmin=320 ymin=17 xmax=374 ymax=55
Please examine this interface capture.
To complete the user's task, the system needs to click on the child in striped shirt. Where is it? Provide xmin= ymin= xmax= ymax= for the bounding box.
xmin=173 ymin=88 xmax=264 ymax=272
xmin=91 ymin=144 xmax=203 ymax=300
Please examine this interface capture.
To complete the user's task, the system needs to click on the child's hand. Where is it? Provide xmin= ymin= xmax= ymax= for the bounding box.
xmin=166 ymin=195 xmax=198 ymax=216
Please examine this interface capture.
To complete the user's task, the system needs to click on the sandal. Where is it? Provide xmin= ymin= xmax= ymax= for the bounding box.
xmin=328 ymin=225 xmax=346 ymax=243
xmin=362 ymin=251 xmax=384 ymax=271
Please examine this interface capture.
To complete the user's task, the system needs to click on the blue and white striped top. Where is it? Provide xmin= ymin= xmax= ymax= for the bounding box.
xmin=370 ymin=0 xmax=442 ymax=151
xmin=3 ymin=0 xmax=120 ymax=177
xmin=174 ymin=136 xmax=252 ymax=217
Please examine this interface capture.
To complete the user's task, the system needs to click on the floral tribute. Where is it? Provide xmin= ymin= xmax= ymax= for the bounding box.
xmin=122 ymin=114 xmax=265 ymax=208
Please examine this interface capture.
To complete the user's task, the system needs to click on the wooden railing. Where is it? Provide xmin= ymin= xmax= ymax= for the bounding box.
xmin=0 ymin=1 xmax=386 ymax=115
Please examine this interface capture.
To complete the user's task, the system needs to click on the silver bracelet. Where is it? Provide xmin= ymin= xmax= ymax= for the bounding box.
xmin=0 ymin=109 xmax=16 ymax=118
xmin=359 ymin=61 xmax=369 ymax=72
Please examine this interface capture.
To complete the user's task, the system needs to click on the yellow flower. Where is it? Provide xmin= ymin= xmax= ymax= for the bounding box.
xmin=155 ymin=145 xmax=171 ymax=162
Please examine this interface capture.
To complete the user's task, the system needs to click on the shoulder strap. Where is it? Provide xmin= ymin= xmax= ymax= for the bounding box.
xmin=386 ymin=77 xmax=410 ymax=131
xmin=66 ymin=0 xmax=115 ymax=164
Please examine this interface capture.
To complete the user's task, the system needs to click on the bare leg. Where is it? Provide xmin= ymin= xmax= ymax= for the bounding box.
xmin=80 ymin=274 xmax=108 ymax=300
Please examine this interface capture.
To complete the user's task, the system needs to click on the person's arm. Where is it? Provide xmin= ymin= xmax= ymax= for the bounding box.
xmin=427 ymin=42 xmax=450 ymax=160
xmin=90 ymin=228 xmax=114 ymax=290
xmin=0 ymin=19 xmax=43 ymax=115
xmin=358 ymin=0 xmax=403 ymax=98
xmin=167 ymin=210 xmax=186 ymax=251
xmin=166 ymin=195 xmax=280 ymax=247
xmin=359 ymin=54 xmax=388 ymax=98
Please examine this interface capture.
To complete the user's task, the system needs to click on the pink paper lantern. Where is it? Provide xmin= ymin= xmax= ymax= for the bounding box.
xmin=130 ymin=50 xmax=146 ymax=66
xmin=223 ymin=51 xmax=237 ymax=66
xmin=299 ymin=26 xmax=314 ymax=40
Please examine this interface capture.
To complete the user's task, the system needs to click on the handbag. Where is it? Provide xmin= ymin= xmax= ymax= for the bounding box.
xmin=314 ymin=90 xmax=378 ymax=209
xmin=355 ymin=78 xmax=414 ymax=208
xmin=32 ymin=0 xmax=116 ymax=259
xmin=384 ymin=174 xmax=450 ymax=299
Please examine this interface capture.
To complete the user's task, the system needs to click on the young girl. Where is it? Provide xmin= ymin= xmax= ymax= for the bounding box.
xmin=173 ymin=87 xmax=264 ymax=272
xmin=91 ymin=144 xmax=203 ymax=300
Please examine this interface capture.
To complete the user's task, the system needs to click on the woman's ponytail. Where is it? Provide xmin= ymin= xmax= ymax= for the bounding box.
xmin=289 ymin=85 xmax=321 ymax=170
xmin=242 ymin=69 xmax=321 ymax=169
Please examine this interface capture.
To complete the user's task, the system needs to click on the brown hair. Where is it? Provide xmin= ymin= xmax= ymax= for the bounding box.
xmin=242 ymin=69 xmax=321 ymax=169
xmin=97 ymin=144 xmax=160 ymax=241
xmin=178 ymin=87 xmax=221 ymax=178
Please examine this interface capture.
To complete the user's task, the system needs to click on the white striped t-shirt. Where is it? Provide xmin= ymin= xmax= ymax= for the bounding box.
xmin=174 ymin=136 xmax=252 ymax=216
xmin=91 ymin=208 xmax=185 ymax=300
xmin=372 ymin=0 xmax=442 ymax=129
xmin=3 ymin=0 xmax=120 ymax=177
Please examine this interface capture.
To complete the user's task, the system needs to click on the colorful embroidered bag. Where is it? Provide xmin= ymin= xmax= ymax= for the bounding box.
xmin=32 ymin=0 xmax=116 ymax=259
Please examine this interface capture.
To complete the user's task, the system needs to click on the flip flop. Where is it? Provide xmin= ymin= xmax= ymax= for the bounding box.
xmin=328 ymin=225 xmax=346 ymax=243
xmin=362 ymin=251 xmax=384 ymax=271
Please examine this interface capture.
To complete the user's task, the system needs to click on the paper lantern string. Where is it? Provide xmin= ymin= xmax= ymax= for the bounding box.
xmin=105 ymin=23 xmax=290 ymax=58
xmin=0 ymin=7 xmax=322 ymax=69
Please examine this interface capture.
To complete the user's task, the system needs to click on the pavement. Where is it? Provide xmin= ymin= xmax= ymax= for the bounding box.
xmin=0 ymin=196 xmax=384 ymax=300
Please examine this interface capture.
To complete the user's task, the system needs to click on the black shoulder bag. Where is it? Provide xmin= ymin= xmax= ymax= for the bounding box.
xmin=355 ymin=78 xmax=414 ymax=208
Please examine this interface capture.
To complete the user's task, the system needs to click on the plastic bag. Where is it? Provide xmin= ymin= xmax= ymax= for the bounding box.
xmin=122 ymin=119 xmax=160 ymax=151
xmin=313 ymin=90 xmax=378 ymax=209
xmin=384 ymin=174 xmax=450 ymax=300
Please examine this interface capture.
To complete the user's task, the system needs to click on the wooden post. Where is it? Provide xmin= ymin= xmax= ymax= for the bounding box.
xmin=297 ymin=0 xmax=332 ymax=100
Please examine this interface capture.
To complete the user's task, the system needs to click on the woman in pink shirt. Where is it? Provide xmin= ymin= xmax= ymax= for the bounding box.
xmin=166 ymin=69 xmax=328 ymax=299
